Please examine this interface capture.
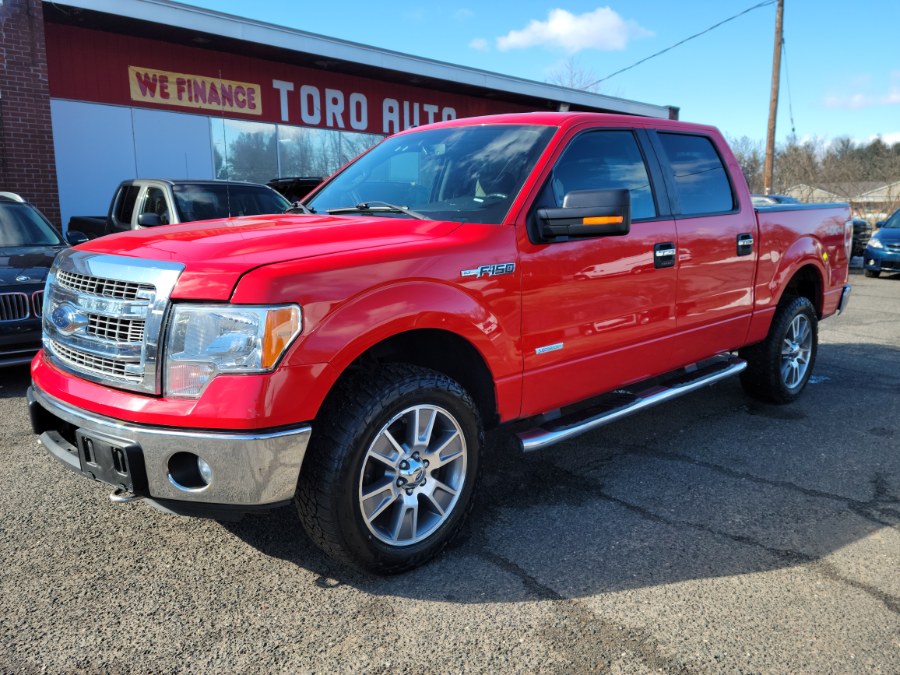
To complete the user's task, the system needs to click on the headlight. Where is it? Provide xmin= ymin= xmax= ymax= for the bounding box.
xmin=867 ymin=237 xmax=883 ymax=249
xmin=165 ymin=304 xmax=301 ymax=398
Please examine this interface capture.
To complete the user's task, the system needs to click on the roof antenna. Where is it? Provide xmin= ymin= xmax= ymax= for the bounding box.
xmin=219 ymin=69 xmax=233 ymax=218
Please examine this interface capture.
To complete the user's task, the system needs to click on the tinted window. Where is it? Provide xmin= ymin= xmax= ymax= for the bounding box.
xmin=657 ymin=133 xmax=734 ymax=215
xmin=883 ymin=210 xmax=900 ymax=229
xmin=172 ymin=184 xmax=291 ymax=222
xmin=307 ymin=125 xmax=556 ymax=225
xmin=0 ymin=202 xmax=63 ymax=247
xmin=140 ymin=187 xmax=170 ymax=224
xmin=114 ymin=185 xmax=140 ymax=224
xmin=545 ymin=130 xmax=657 ymax=220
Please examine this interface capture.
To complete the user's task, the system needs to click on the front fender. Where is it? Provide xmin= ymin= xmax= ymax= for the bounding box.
xmin=286 ymin=280 xmax=520 ymax=378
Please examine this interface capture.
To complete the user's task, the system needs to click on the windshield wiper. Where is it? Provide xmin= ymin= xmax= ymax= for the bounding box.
xmin=326 ymin=201 xmax=427 ymax=220
xmin=285 ymin=201 xmax=316 ymax=214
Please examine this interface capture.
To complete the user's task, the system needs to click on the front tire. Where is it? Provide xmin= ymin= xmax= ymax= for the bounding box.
xmin=864 ymin=269 xmax=881 ymax=278
xmin=296 ymin=364 xmax=482 ymax=574
xmin=740 ymin=295 xmax=818 ymax=404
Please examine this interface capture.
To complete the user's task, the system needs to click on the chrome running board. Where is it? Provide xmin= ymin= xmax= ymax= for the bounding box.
xmin=517 ymin=355 xmax=747 ymax=452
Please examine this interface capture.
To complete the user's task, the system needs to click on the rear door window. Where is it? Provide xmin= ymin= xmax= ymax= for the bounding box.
xmin=656 ymin=133 xmax=734 ymax=216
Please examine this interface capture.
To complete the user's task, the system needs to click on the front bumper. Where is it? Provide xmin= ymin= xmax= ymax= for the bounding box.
xmin=863 ymin=246 xmax=900 ymax=273
xmin=28 ymin=384 xmax=311 ymax=510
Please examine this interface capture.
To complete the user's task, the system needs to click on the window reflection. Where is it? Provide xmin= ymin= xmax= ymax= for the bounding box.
xmin=211 ymin=119 xmax=278 ymax=184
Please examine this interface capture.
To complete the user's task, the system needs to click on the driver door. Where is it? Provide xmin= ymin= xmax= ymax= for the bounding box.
xmin=517 ymin=128 xmax=679 ymax=418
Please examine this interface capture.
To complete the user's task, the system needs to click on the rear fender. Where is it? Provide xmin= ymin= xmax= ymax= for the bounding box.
xmin=771 ymin=236 xmax=827 ymax=310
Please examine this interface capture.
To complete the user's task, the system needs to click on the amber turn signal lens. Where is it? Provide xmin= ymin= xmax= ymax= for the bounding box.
xmin=262 ymin=306 xmax=302 ymax=369
xmin=582 ymin=216 xmax=624 ymax=225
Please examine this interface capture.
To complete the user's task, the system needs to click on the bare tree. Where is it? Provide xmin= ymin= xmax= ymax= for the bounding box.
xmin=728 ymin=135 xmax=765 ymax=193
xmin=546 ymin=57 xmax=601 ymax=92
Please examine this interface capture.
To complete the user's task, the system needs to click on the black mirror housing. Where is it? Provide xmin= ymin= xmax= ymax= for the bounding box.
xmin=137 ymin=213 xmax=163 ymax=227
xmin=65 ymin=230 xmax=89 ymax=245
xmin=536 ymin=188 xmax=631 ymax=242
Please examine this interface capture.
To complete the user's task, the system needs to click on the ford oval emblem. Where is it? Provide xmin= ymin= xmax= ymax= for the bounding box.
xmin=50 ymin=304 xmax=88 ymax=335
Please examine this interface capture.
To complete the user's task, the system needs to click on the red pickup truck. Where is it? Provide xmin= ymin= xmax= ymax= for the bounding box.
xmin=28 ymin=113 xmax=851 ymax=573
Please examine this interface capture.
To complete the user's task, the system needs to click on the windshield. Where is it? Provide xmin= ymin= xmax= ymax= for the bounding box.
xmin=883 ymin=210 xmax=900 ymax=229
xmin=307 ymin=124 xmax=556 ymax=225
xmin=0 ymin=202 xmax=64 ymax=247
xmin=172 ymin=184 xmax=291 ymax=222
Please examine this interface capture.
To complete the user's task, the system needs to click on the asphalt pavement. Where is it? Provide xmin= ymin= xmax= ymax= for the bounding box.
xmin=1 ymin=270 xmax=898 ymax=673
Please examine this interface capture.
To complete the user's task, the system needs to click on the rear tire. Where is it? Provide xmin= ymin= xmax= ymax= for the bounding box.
xmin=295 ymin=364 xmax=482 ymax=574
xmin=740 ymin=295 xmax=818 ymax=404
xmin=864 ymin=269 xmax=881 ymax=278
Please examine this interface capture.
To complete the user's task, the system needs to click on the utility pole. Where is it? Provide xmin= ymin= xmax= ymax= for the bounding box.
xmin=763 ymin=0 xmax=784 ymax=194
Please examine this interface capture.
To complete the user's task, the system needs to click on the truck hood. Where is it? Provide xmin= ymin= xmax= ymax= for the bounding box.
xmin=79 ymin=214 xmax=460 ymax=300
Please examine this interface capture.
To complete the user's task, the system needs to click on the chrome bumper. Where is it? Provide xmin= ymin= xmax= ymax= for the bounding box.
xmin=29 ymin=385 xmax=310 ymax=507
xmin=836 ymin=284 xmax=852 ymax=315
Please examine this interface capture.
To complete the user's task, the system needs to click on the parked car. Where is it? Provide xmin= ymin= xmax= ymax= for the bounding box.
xmin=863 ymin=209 xmax=900 ymax=277
xmin=850 ymin=218 xmax=872 ymax=257
xmin=0 ymin=192 xmax=84 ymax=367
xmin=267 ymin=177 xmax=324 ymax=203
xmin=751 ymin=193 xmax=801 ymax=207
xmin=29 ymin=113 xmax=851 ymax=573
xmin=68 ymin=179 xmax=292 ymax=238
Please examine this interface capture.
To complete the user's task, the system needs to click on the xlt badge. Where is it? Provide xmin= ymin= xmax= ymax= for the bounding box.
xmin=461 ymin=262 xmax=516 ymax=279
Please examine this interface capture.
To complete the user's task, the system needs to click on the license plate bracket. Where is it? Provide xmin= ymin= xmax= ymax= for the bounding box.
xmin=75 ymin=430 xmax=147 ymax=493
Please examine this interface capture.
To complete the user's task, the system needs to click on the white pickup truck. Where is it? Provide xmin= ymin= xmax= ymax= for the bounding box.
xmin=67 ymin=179 xmax=291 ymax=238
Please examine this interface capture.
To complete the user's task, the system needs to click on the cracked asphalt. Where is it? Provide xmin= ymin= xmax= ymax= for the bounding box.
xmin=1 ymin=270 xmax=898 ymax=673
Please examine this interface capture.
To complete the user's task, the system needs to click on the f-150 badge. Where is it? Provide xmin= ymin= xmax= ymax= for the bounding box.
xmin=461 ymin=262 xmax=516 ymax=278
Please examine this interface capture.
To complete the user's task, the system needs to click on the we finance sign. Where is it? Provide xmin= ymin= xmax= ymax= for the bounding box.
xmin=129 ymin=66 xmax=262 ymax=116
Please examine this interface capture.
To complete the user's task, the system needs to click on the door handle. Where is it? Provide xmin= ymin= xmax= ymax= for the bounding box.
xmin=654 ymin=242 xmax=676 ymax=269
xmin=737 ymin=233 xmax=754 ymax=256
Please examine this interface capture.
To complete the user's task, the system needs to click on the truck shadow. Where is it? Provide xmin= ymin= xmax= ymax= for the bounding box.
xmin=0 ymin=364 xmax=32 ymax=399
xmin=223 ymin=341 xmax=900 ymax=603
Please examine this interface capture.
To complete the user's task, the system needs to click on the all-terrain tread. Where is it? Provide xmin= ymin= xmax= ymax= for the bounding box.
xmin=295 ymin=363 xmax=481 ymax=574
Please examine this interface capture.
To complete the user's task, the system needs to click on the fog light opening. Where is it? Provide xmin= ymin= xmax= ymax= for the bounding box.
xmin=167 ymin=452 xmax=211 ymax=492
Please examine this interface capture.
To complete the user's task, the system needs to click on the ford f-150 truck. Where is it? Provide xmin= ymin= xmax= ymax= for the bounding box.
xmin=28 ymin=113 xmax=852 ymax=573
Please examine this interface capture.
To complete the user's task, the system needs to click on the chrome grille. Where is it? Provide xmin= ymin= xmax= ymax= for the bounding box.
xmin=49 ymin=339 xmax=140 ymax=381
xmin=43 ymin=250 xmax=184 ymax=394
xmin=32 ymin=290 xmax=44 ymax=317
xmin=87 ymin=314 xmax=145 ymax=343
xmin=0 ymin=292 xmax=30 ymax=321
xmin=57 ymin=269 xmax=155 ymax=300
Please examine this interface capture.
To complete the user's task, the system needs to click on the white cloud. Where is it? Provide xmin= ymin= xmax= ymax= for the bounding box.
xmin=825 ymin=72 xmax=900 ymax=109
xmin=496 ymin=7 xmax=652 ymax=54
xmin=871 ymin=132 xmax=900 ymax=145
xmin=469 ymin=37 xmax=489 ymax=51
xmin=825 ymin=90 xmax=900 ymax=110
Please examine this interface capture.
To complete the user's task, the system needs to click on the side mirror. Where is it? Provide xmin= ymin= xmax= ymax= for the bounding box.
xmin=66 ymin=230 xmax=89 ymax=245
xmin=536 ymin=188 xmax=631 ymax=242
xmin=137 ymin=213 xmax=163 ymax=227
xmin=875 ymin=221 xmax=885 ymax=228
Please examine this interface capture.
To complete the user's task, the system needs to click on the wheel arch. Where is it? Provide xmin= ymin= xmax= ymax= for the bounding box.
xmin=287 ymin=281 xmax=520 ymax=427
xmin=326 ymin=328 xmax=500 ymax=428
xmin=777 ymin=263 xmax=824 ymax=318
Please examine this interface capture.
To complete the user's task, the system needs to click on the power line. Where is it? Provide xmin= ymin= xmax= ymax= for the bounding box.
xmin=587 ymin=0 xmax=776 ymax=87
xmin=782 ymin=37 xmax=797 ymax=137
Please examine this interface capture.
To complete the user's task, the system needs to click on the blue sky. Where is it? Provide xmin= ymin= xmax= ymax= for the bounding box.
xmin=184 ymin=1 xmax=900 ymax=146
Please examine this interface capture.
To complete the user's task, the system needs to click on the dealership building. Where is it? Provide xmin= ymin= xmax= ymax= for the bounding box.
xmin=0 ymin=0 xmax=677 ymax=229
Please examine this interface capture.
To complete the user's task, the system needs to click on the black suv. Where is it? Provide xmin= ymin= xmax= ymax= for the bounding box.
xmin=0 ymin=193 xmax=83 ymax=367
